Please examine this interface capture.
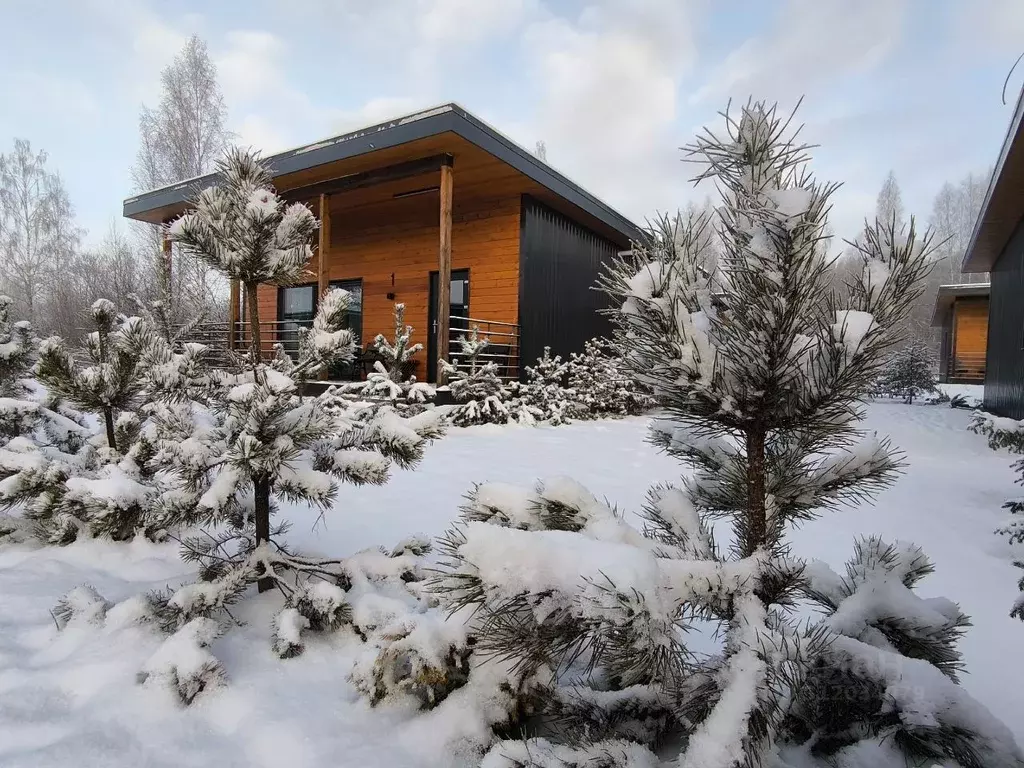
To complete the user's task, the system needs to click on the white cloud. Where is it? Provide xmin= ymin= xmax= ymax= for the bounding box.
xmin=692 ymin=0 xmax=908 ymax=105
xmin=518 ymin=0 xmax=703 ymax=220
xmin=1 ymin=72 xmax=99 ymax=120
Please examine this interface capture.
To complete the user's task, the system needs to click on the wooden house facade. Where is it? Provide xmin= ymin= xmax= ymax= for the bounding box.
xmin=930 ymin=283 xmax=989 ymax=384
xmin=122 ymin=104 xmax=641 ymax=383
xmin=962 ymin=86 xmax=1024 ymax=416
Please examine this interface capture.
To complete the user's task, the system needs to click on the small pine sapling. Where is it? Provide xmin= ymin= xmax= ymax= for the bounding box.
xmin=35 ymin=299 xmax=147 ymax=454
xmin=443 ymin=326 xmax=515 ymax=426
xmin=565 ymin=337 xmax=653 ymax=419
xmin=512 ymin=346 xmax=573 ymax=425
xmin=399 ymin=101 xmax=1022 ymax=767
xmin=339 ymin=303 xmax=435 ymax=409
xmin=374 ymin=302 xmax=422 ymax=382
xmin=878 ymin=340 xmax=937 ymax=403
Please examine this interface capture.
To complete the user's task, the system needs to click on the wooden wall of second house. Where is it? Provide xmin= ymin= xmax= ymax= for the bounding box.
xmin=255 ymin=190 xmax=521 ymax=367
xmin=952 ymin=297 xmax=988 ymax=364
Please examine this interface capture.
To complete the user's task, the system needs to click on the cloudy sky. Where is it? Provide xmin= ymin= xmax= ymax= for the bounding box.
xmin=1 ymin=0 xmax=1022 ymax=248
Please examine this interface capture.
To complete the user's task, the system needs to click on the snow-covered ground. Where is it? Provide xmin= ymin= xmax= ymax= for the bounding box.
xmin=1 ymin=402 xmax=1023 ymax=767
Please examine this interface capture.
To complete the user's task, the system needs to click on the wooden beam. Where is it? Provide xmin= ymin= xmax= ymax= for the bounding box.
xmin=436 ymin=156 xmax=454 ymax=384
xmin=284 ymin=154 xmax=454 ymax=202
xmin=228 ymin=280 xmax=240 ymax=351
xmin=317 ymin=193 xmax=332 ymax=380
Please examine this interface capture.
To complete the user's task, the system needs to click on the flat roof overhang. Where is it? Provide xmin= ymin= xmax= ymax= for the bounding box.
xmin=122 ymin=104 xmax=642 ymax=246
xmin=929 ymin=282 xmax=990 ymax=326
xmin=962 ymin=86 xmax=1024 ymax=273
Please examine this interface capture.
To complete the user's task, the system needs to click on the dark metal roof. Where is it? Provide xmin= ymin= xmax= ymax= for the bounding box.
xmin=929 ymin=282 xmax=990 ymax=326
xmin=122 ymin=103 xmax=643 ymax=244
xmin=962 ymin=86 xmax=1024 ymax=273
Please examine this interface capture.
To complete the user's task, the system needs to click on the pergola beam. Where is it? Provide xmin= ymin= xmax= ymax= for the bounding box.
xmin=284 ymin=153 xmax=453 ymax=202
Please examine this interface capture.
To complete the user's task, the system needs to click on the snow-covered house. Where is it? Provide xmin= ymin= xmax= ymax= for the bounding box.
xmin=962 ymin=86 xmax=1024 ymax=416
xmin=930 ymin=282 xmax=989 ymax=383
xmin=122 ymin=104 xmax=641 ymax=383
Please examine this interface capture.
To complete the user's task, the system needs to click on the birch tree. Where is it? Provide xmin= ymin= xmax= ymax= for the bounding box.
xmin=0 ymin=140 xmax=79 ymax=326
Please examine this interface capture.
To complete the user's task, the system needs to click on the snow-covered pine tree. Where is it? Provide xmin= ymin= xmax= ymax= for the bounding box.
xmin=443 ymin=325 xmax=517 ymax=426
xmin=35 ymin=299 xmax=150 ymax=454
xmin=411 ymin=101 xmax=1022 ymax=767
xmin=0 ymin=294 xmax=34 ymax=399
xmin=878 ymin=340 xmax=937 ymax=403
xmin=0 ymin=298 xmax=181 ymax=544
xmin=337 ymin=303 xmax=435 ymax=409
xmin=374 ymin=302 xmax=422 ymax=382
xmin=113 ymin=148 xmax=446 ymax=667
xmin=565 ymin=337 xmax=652 ymax=419
xmin=511 ymin=346 xmax=573 ymax=425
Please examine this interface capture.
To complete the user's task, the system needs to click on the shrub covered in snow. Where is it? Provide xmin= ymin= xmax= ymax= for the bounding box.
xmin=970 ymin=411 xmax=1024 ymax=620
xmin=511 ymin=346 xmax=573 ymax=425
xmin=381 ymin=100 xmax=1024 ymax=766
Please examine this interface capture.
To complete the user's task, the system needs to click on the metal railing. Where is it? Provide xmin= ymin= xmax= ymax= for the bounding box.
xmin=948 ymin=353 xmax=985 ymax=382
xmin=446 ymin=315 xmax=520 ymax=381
xmin=174 ymin=314 xmax=522 ymax=381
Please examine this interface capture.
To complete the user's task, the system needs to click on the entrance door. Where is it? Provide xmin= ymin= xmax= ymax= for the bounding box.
xmin=427 ymin=269 xmax=470 ymax=383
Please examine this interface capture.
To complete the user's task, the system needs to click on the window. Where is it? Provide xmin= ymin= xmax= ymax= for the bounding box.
xmin=277 ymin=281 xmax=363 ymax=378
xmin=331 ymin=279 xmax=363 ymax=346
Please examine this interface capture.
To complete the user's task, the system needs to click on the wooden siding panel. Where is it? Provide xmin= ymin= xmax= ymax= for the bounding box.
xmin=985 ymin=219 xmax=1024 ymax=417
xmin=255 ymin=190 xmax=521 ymax=372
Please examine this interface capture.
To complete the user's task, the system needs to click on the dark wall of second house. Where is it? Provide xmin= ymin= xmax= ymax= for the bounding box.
xmin=518 ymin=196 xmax=623 ymax=376
xmin=985 ymin=218 xmax=1024 ymax=418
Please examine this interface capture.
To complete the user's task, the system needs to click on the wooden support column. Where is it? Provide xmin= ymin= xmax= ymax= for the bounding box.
xmin=317 ymin=193 xmax=332 ymax=380
xmin=436 ymin=156 xmax=454 ymax=384
xmin=228 ymin=280 xmax=240 ymax=351
xmin=317 ymin=193 xmax=331 ymax=299
xmin=161 ymin=234 xmax=173 ymax=303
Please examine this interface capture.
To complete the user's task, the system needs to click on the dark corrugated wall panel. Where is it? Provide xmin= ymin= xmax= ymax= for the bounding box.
xmin=518 ymin=196 xmax=621 ymax=378
xmin=985 ymin=218 xmax=1024 ymax=418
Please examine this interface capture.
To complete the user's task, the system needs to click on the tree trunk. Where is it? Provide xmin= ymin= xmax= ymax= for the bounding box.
xmin=743 ymin=427 xmax=767 ymax=558
xmin=254 ymin=474 xmax=273 ymax=593
xmin=103 ymin=407 xmax=118 ymax=453
xmin=244 ymin=281 xmax=262 ymax=363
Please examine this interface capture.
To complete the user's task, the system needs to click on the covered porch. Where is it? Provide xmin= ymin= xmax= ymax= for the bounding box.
xmin=180 ymin=146 xmax=523 ymax=382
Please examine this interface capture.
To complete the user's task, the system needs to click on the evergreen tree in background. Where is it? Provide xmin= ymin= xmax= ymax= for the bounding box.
xmin=415 ymin=100 xmax=1022 ymax=767
xmin=513 ymin=346 xmax=573 ymax=425
xmin=878 ymin=341 xmax=937 ymax=403
xmin=566 ymin=337 xmax=653 ymax=419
